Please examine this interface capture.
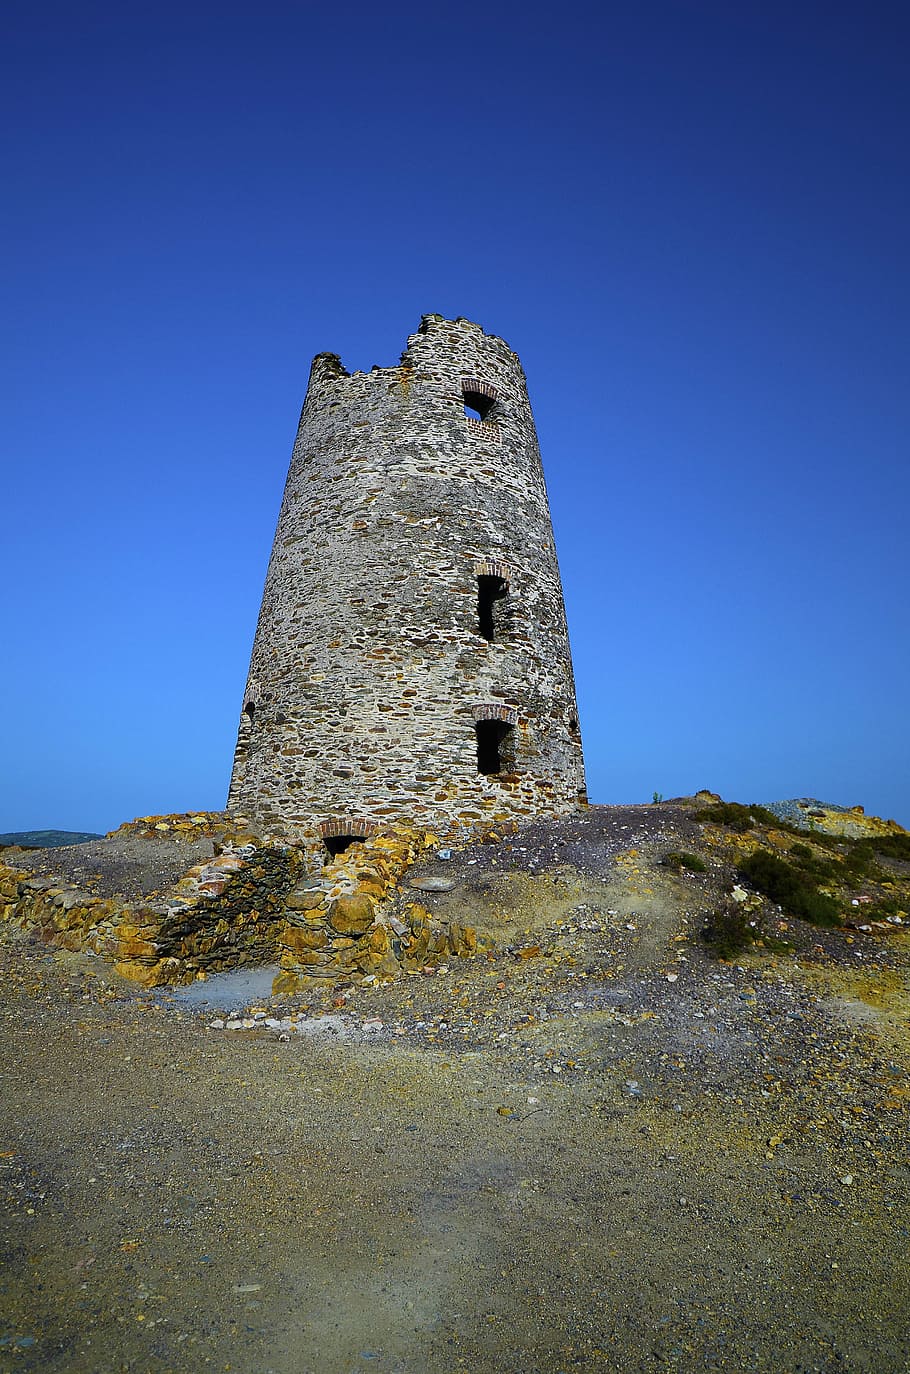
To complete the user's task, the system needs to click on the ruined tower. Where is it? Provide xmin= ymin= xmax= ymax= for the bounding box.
xmin=228 ymin=314 xmax=586 ymax=842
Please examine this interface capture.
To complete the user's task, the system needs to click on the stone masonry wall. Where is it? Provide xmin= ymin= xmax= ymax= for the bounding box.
xmin=0 ymin=816 xmax=301 ymax=987
xmin=228 ymin=314 xmax=586 ymax=836
xmin=0 ymin=814 xmax=487 ymax=991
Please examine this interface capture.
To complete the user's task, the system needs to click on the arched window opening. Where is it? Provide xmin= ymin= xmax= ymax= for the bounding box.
xmin=234 ymin=701 xmax=256 ymax=770
xmin=464 ymin=392 xmax=494 ymax=421
xmin=461 ymin=376 xmax=498 ymax=422
xmin=323 ymin=834 xmax=365 ymax=859
xmin=319 ymin=817 xmax=375 ymax=859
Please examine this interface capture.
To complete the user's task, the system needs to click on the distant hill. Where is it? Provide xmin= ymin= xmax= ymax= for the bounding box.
xmin=0 ymin=830 xmax=102 ymax=849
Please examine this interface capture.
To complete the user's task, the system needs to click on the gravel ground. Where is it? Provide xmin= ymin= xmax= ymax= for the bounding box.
xmin=1 ymin=806 xmax=908 ymax=1374
xmin=1 ymin=834 xmax=217 ymax=900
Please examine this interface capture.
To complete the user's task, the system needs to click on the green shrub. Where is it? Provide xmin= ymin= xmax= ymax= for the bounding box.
xmin=796 ymin=827 xmax=840 ymax=850
xmin=698 ymin=802 xmax=761 ymax=832
xmin=701 ymin=899 xmax=762 ymax=960
xmin=746 ymin=803 xmax=784 ymax=827
xmin=852 ymin=834 xmax=910 ymax=864
xmin=861 ymin=896 xmax=906 ymax=921
xmin=839 ymin=848 xmax=878 ymax=889
xmin=662 ymin=851 xmax=707 ymax=873
xmin=838 ymin=837 xmax=909 ymax=888
xmin=787 ymin=843 xmax=839 ymax=883
xmin=736 ymin=851 xmax=842 ymax=927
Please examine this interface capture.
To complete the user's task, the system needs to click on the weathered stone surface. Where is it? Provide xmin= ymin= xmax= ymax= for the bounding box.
xmin=272 ymin=969 xmax=302 ymax=996
xmin=448 ymin=922 xmax=477 ymax=957
xmin=227 ymin=315 xmax=587 ymax=837
xmin=283 ymin=927 xmax=328 ymax=955
xmin=327 ymin=894 xmax=375 ymax=936
xmin=285 ymin=889 xmax=326 ymax=911
xmin=0 ymin=838 xmax=304 ymax=987
xmin=0 ymin=817 xmax=494 ymax=989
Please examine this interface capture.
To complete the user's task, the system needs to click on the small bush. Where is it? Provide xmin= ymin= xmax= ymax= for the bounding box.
xmin=878 ymin=833 xmax=910 ymax=862
xmin=797 ymin=827 xmax=840 ymax=850
xmin=747 ymin=803 xmax=784 ymax=827
xmin=698 ymin=802 xmax=760 ymax=832
xmin=702 ymin=899 xmax=762 ymax=960
xmin=861 ymin=896 xmax=906 ymax=921
xmin=736 ymin=851 xmax=842 ymax=927
xmin=698 ymin=801 xmax=785 ymax=832
xmin=852 ymin=834 xmax=910 ymax=864
xmin=662 ymin=851 xmax=707 ymax=873
xmin=838 ymin=839 xmax=904 ymax=888
xmin=787 ymin=843 xmax=839 ymax=883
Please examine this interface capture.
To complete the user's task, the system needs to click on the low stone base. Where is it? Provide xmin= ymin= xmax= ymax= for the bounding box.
xmin=0 ymin=813 xmax=491 ymax=991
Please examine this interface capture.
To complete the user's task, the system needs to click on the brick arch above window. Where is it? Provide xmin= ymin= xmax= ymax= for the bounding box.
xmin=460 ymin=376 xmax=498 ymax=402
xmin=473 ymin=558 xmax=512 ymax=583
xmin=472 ymin=703 xmax=518 ymax=725
xmin=318 ymin=817 xmax=377 ymax=839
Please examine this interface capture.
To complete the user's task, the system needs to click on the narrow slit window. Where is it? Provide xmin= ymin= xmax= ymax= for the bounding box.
xmin=243 ymin=700 xmax=255 ymax=722
xmin=461 ymin=377 xmax=498 ymax=422
xmin=475 ymin=719 xmax=514 ymax=775
xmin=477 ymin=574 xmax=508 ymax=640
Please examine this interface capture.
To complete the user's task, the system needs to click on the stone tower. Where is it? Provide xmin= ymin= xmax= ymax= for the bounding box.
xmin=228 ymin=314 xmax=586 ymax=843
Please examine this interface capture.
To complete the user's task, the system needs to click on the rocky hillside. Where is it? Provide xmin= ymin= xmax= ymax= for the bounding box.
xmin=0 ymin=829 xmax=101 ymax=850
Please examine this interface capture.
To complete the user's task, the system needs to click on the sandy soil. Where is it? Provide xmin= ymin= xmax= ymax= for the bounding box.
xmin=1 ymin=808 xmax=908 ymax=1373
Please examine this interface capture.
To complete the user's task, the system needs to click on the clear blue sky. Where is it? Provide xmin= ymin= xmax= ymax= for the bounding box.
xmin=2 ymin=1 xmax=908 ymax=833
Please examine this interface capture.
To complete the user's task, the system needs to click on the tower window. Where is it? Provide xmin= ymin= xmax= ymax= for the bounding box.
xmin=475 ymin=719 xmax=514 ymax=775
xmin=461 ymin=376 xmax=498 ymax=421
xmin=464 ymin=392 xmax=494 ymax=421
xmin=243 ymin=700 xmax=255 ymax=722
xmin=472 ymin=703 xmax=518 ymax=776
xmin=477 ymin=575 xmax=508 ymax=640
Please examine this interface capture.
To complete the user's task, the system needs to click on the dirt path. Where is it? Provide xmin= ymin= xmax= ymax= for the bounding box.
xmin=1 ymin=809 xmax=909 ymax=1373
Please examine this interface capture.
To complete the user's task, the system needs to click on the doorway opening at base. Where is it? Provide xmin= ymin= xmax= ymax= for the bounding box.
xmin=323 ymin=834 xmax=366 ymax=859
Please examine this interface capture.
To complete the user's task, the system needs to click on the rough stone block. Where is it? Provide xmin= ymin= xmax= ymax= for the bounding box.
xmin=327 ymin=893 xmax=375 ymax=935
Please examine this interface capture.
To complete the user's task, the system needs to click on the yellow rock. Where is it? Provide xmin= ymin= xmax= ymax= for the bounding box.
xmin=285 ymin=889 xmax=326 ymax=912
xmin=272 ymin=970 xmax=302 ymax=996
xmin=116 ymin=937 xmax=157 ymax=959
xmin=356 ymin=880 xmax=387 ymax=900
xmin=328 ymin=894 xmax=375 ymax=935
xmin=369 ymin=925 xmax=391 ymax=954
xmin=283 ymin=926 xmax=327 ymax=955
xmin=114 ymin=959 xmax=159 ymax=986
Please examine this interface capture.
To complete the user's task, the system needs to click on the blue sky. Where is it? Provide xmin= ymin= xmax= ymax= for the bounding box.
xmin=2 ymin=0 xmax=908 ymax=833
